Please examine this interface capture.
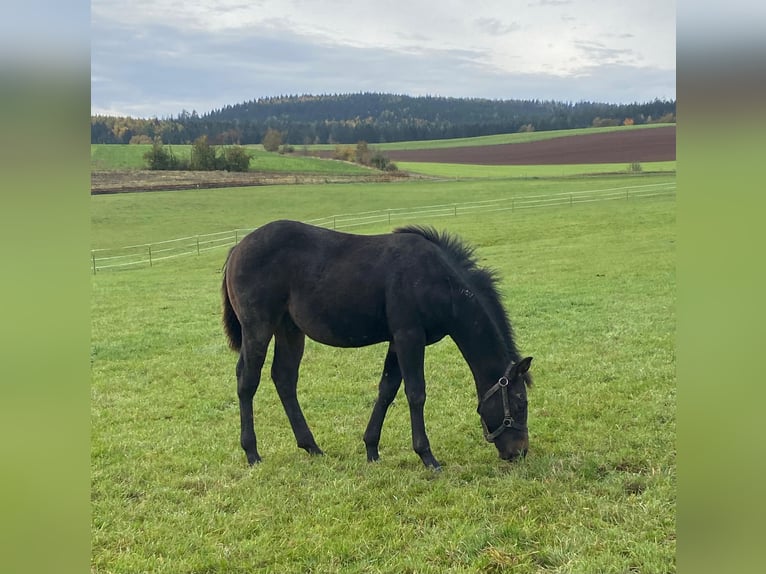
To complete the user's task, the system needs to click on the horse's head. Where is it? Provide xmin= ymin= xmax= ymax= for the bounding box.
xmin=477 ymin=356 xmax=533 ymax=461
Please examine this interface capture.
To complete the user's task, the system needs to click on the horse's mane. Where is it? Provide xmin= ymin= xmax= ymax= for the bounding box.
xmin=393 ymin=225 xmax=525 ymax=369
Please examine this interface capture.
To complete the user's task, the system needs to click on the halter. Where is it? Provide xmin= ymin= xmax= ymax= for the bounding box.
xmin=478 ymin=370 xmax=527 ymax=442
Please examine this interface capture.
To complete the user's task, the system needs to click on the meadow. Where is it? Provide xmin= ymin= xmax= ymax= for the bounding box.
xmin=91 ymin=171 xmax=675 ymax=572
xmin=397 ymin=161 xmax=676 ymax=179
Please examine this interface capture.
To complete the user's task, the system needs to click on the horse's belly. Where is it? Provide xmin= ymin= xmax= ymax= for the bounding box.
xmin=289 ymin=302 xmax=390 ymax=348
xmin=302 ymin=321 xmax=390 ymax=348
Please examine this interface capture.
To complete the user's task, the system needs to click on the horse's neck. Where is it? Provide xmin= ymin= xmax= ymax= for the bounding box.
xmin=448 ymin=294 xmax=510 ymax=396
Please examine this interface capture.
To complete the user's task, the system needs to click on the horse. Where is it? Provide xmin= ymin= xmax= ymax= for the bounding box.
xmin=221 ymin=219 xmax=533 ymax=469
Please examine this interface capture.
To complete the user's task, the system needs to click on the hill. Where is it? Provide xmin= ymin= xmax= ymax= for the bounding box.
xmin=91 ymin=92 xmax=675 ymax=146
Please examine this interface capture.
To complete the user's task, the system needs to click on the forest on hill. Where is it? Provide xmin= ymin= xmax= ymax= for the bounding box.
xmin=91 ymin=92 xmax=675 ymax=146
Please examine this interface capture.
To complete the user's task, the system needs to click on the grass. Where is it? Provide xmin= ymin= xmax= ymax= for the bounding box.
xmin=397 ymin=161 xmax=676 ymax=179
xmin=90 ymin=173 xmax=675 ymax=249
xmin=91 ymin=174 xmax=675 ymax=572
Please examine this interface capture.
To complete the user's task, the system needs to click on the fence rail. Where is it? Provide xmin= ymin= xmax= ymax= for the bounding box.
xmin=91 ymin=182 xmax=675 ymax=272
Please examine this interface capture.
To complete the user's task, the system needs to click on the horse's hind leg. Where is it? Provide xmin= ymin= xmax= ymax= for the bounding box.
xmin=363 ymin=343 xmax=403 ymax=462
xmin=237 ymin=333 xmax=270 ymax=465
xmin=271 ymin=316 xmax=323 ymax=456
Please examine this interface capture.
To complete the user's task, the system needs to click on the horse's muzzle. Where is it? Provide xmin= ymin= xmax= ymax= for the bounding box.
xmin=497 ymin=433 xmax=528 ymax=461
xmin=499 ymin=447 xmax=527 ymax=461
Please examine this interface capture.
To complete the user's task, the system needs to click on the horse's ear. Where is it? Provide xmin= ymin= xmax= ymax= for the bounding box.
xmin=517 ymin=356 xmax=533 ymax=374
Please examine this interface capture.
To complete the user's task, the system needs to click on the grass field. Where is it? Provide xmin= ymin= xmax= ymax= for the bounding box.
xmin=397 ymin=161 xmax=676 ymax=179
xmin=90 ymin=174 xmax=675 ymax=249
xmin=91 ymin=173 xmax=675 ymax=572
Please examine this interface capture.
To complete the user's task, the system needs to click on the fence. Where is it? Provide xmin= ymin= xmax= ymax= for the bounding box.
xmin=91 ymin=181 xmax=675 ymax=273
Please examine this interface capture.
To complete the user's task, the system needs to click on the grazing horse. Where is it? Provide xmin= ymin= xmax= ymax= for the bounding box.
xmin=222 ymin=220 xmax=533 ymax=469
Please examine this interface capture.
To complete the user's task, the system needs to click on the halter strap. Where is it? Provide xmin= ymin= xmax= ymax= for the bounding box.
xmin=479 ymin=373 xmax=527 ymax=441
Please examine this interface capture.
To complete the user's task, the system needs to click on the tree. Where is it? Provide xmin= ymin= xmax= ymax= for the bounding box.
xmin=143 ymin=137 xmax=178 ymax=170
xmin=221 ymin=146 xmax=252 ymax=172
xmin=355 ymin=141 xmax=372 ymax=165
xmin=190 ymin=135 xmax=217 ymax=170
xmin=262 ymin=128 xmax=283 ymax=152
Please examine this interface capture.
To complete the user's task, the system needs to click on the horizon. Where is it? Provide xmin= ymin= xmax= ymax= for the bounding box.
xmin=91 ymin=91 xmax=677 ymax=121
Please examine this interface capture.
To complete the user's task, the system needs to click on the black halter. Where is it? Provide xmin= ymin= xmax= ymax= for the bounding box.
xmin=479 ymin=372 xmax=527 ymax=442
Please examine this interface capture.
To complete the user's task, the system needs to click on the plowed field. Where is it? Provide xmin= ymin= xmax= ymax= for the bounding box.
xmin=385 ymin=125 xmax=675 ymax=165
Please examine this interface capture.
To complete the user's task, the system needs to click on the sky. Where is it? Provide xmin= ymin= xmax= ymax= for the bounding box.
xmin=91 ymin=0 xmax=676 ymax=118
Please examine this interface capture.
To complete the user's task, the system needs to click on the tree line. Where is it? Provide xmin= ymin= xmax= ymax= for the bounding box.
xmin=92 ymin=92 xmax=676 ymax=146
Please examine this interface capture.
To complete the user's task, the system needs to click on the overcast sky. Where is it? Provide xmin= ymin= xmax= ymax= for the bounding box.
xmin=91 ymin=0 xmax=676 ymax=118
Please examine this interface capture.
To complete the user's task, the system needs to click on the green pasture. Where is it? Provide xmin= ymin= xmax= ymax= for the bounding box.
xmin=91 ymin=173 xmax=675 ymax=249
xmin=397 ymin=160 xmax=676 ymax=179
xmin=90 ymin=143 xmax=372 ymax=175
xmin=91 ymin=173 xmax=675 ymax=572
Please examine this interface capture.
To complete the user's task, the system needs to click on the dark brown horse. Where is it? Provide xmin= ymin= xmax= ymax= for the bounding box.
xmin=222 ymin=220 xmax=532 ymax=469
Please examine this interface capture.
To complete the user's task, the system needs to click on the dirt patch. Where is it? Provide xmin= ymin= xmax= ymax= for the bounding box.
xmin=91 ymin=170 xmax=407 ymax=194
xmin=383 ymin=125 xmax=676 ymax=165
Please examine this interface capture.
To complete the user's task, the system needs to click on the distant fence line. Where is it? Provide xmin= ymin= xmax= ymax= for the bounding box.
xmin=91 ymin=182 xmax=675 ymax=273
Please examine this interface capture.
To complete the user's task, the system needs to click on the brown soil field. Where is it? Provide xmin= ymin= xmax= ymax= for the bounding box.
xmin=384 ymin=125 xmax=676 ymax=165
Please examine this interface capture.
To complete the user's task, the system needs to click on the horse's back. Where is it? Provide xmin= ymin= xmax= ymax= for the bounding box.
xmin=226 ymin=220 xmax=459 ymax=347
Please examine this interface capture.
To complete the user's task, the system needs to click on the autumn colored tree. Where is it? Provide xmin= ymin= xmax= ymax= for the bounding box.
xmin=262 ymin=128 xmax=283 ymax=152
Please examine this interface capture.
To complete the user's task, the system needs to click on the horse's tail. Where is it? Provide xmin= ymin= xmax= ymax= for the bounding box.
xmin=221 ymin=249 xmax=242 ymax=352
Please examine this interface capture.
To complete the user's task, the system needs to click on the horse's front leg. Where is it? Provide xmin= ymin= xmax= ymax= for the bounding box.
xmin=363 ymin=343 xmax=403 ymax=462
xmin=394 ymin=330 xmax=441 ymax=470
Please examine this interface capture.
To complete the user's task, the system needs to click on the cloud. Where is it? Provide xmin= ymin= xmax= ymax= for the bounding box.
xmin=530 ymin=0 xmax=572 ymax=6
xmin=573 ymin=40 xmax=639 ymax=65
xmin=90 ymin=0 xmax=676 ymax=117
xmin=474 ymin=18 xmax=521 ymax=36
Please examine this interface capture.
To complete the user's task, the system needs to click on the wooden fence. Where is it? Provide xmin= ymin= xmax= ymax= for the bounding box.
xmin=91 ymin=182 xmax=675 ymax=273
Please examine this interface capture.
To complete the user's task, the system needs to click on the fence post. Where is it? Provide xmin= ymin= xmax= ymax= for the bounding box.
xmin=196 ymin=236 xmax=200 ymax=255
xmin=388 ymin=210 xmax=391 ymax=224
xmin=454 ymin=204 xmax=457 ymax=217
xmin=333 ymin=216 xmax=336 ymax=229
xmin=148 ymin=244 xmax=152 ymax=267
xmin=92 ymin=252 xmax=96 ymax=275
